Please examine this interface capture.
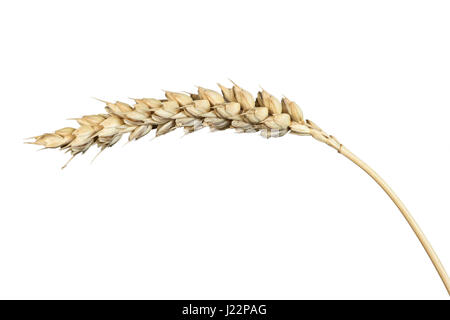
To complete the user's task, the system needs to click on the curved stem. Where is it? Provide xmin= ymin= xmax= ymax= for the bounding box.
xmin=339 ymin=145 xmax=450 ymax=295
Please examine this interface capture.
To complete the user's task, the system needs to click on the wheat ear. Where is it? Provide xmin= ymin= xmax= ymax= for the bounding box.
xmin=26 ymin=82 xmax=450 ymax=294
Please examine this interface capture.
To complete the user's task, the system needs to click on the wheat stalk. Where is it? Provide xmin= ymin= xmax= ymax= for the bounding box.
xmin=26 ymin=82 xmax=450 ymax=294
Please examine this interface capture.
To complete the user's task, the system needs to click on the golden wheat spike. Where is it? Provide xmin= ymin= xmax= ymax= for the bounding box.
xmin=26 ymin=82 xmax=450 ymax=294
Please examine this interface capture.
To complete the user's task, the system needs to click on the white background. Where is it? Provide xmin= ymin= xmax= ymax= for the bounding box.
xmin=0 ymin=0 xmax=449 ymax=299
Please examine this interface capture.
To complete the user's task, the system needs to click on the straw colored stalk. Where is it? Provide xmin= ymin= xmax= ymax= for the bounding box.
xmin=26 ymin=82 xmax=450 ymax=294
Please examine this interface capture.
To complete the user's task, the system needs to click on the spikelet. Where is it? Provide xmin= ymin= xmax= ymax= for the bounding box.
xmin=217 ymin=83 xmax=236 ymax=102
xmin=232 ymin=83 xmax=255 ymax=111
xmin=259 ymin=90 xmax=282 ymax=115
xmin=282 ymin=97 xmax=304 ymax=123
xmin=198 ymin=87 xmax=225 ymax=105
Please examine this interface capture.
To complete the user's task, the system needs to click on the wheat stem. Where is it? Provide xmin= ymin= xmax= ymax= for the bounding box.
xmin=337 ymin=145 xmax=450 ymax=294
